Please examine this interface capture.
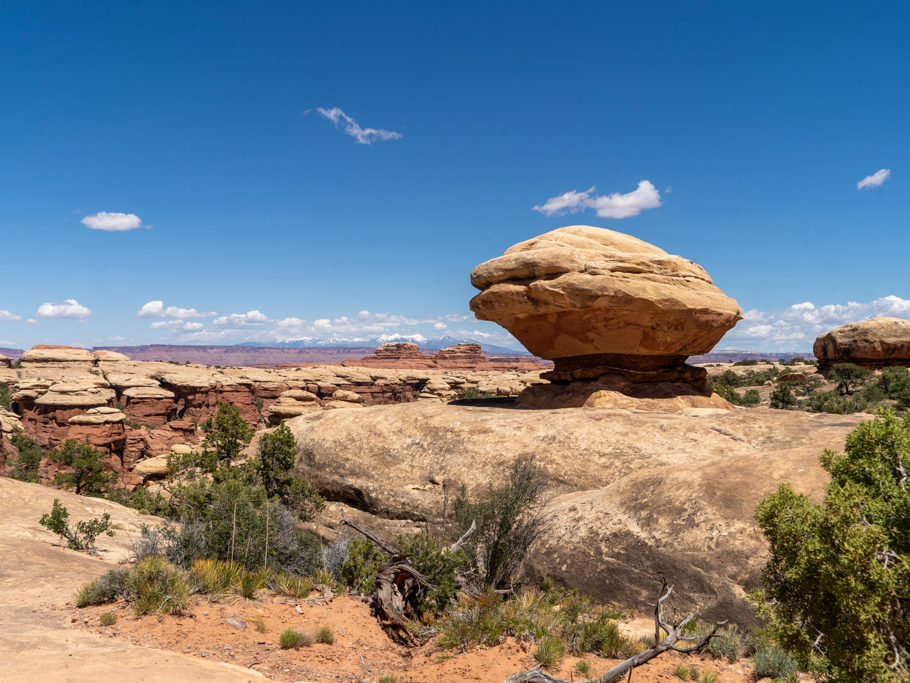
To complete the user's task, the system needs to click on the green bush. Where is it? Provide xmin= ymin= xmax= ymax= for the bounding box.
xmin=9 ymin=433 xmax=43 ymax=483
xmin=533 ymin=634 xmax=565 ymax=668
xmin=769 ymin=383 xmax=797 ymax=410
xmin=805 ymin=389 xmax=862 ymax=414
xmin=279 ymin=627 xmax=311 ymax=649
xmin=707 ymin=625 xmax=746 ymax=662
xmin=828 ymin=362 xmax=872 ymax=395
xmin=270 ymin=572 xmax=314 ymax=599
xmin=315 ymin=626 xmax=334 ymax=644
xmin=339 ymin=537 xmax=387 ymax=594
xmin=395 ymin=532 xmax=469 ymax=613
xmin=189 ymin=558 xmax=243 ymax=594
xmin=752 ymin=640 xmax=798 ymax=679
xmin=200 ymin=402 xmax=254 ymax=470
xmin=99 ymin=611 xmax=117 ymax=626
xmin=453 ymin=456 xmax=546 ymax=589
xmin=0 ymin=382 xmax=10 ymax=410
xmin=450 ymin=386 xmax=497 ymax=401
xmin=126 ymin=556 xmax=190 ymax=615
xmin=753 ymin=410 xmax=910 ymax=680
xmin=50 ymin=439 xmax=117 ymax=495
xmin=40 ymin=498 xmax=115 ymax=552
xmin=75 ymin=568 xmax=129 ymax=607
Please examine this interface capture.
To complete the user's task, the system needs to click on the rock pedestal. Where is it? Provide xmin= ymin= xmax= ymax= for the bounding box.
xmin=814 ymin=317 xmax=910 ymax=374
xmin=470 ymin=226 xmax=742 ymax=408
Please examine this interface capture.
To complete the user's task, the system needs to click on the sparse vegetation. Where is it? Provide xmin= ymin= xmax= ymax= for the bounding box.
xmin=0 ymin=381 xmax=11 ymax=410
xmin=99 ymin=611 xmax=117 ymax=626
xmin=707 ymin=625 xmax=746 ymax=662
xmin=76 ymin=568 xmax=129 ymax=606
xmin=751 ymin=640 xmax=798 ymax=679
xmin=450 ymin=386 xmax=497 ymax=401
xmin=271 ymin=572 xmax=313 ymax=599
xmin=315 ymin=625 xmax=334 ymax=644
xmin=126 ymin=555 xmax=190 ymax=615
xmin=8 ymin=432 xmax=43 ymax=483
xmin=533 ymin=634 xmax=565 ymax=668
xmin=39 ymin=498 xmax=114 ymax=552
xmin=753 ymin=410 xmax=910 ymax=680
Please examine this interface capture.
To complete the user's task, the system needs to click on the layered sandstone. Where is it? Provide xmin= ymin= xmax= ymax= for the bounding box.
xmin=469 ymin=226 xmax=742 ymax=408
xmin=814 ymin=317 xmax=910 ymax=374
xmin=285 ymin=401 xmax=867 ymax=624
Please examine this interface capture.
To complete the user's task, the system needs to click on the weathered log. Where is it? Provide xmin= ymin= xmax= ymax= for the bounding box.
xmin=504 ymin=580 xmax=726 ymax=683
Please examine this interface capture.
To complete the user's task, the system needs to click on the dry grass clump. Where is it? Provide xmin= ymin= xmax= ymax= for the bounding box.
xmin=270 ymin=572 xmax=313 ymax=598
xmin=126 ymin=556 xmax=190 ymax=615
xmin=99 ymin=611 xmax=118 ymax=626
xmin=279 ymin=627 xmax=312 ymax=649
xmin=315 ymin=626 xmax=335 ymax=644
xmin=190 ymin=558 xmax=243 ymax=594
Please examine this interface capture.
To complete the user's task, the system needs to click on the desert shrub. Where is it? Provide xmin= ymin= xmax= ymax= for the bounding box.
xmin=707 ymin=625 xmax=746 ymax=662
xmin=714 ymin=384 xmax=760 ymax=406
xmin=877 ymin=365 xmax=910 ymax=399
xmin=396 ymin=532 xmax=469 ymax=613
xmin=753 ymin=410 xmax=910 ymax=680
xmin=99 ymin=611 xmax=117 ymax=626
xmin=769 ymin=383 xmax=797 ymax=410
xmin=200 ymin=402 xmax=254 ymax=470
xmin=255 ymin=423 xmax=297 ymax=497
xmin=575 ymin=660 xmax=590 ymax=676
xmin=534 ymin=634 xmax=565 ymax=668
xmin=255 ymin=617 xmax=267 ymax=633
xmin=673 ymin=664 xmax=691 ymax=680
xmin=452 ymin=456 xmax=546 ymax=589
xmin=40 ymin=498 xmax=115 ymax=552
xmin=322 ymin=535 xmax=353 ymax=579
xmin=752 ymin=640 xmax=798 ymax=679
xmin=126 ymin=555 xmax=190 ymax=615
xmin=271 ymin=572 xmax=313 ymax=598
xmin=75 ymin=568 xmax=129 ymax=606
xmin=0 ymin=382 xmax=10 ymax=410
xmin=189 ymin=558 xmax=243 ymax=594
xmin=315 ymin=626 xmax=334 ymax=644
xmin=280 ymin=627 xmax=312 ymax=649
xmin=733 ymin=359 xmax=758 ymax=366
xmin=106 ymin=485 xmax=172 ymax=517
xmin=239 ymin=569 xmax=266 ymax=599
xmin=377 ymin=676 xmax=398 ymax=683
xmin=339 ymin=537 xmax=386 ymax=594
xmin=8 ymin=432 xmax=43 ymax=483
xmin=50 ymin=439 xmax=117 ymax=495
xmin=828 ymin=362 xmax=872 ymax=395
xmin=804 ymin=389 xmax=862 ymax=414
xmin=450 ymin=386 xmax=497 ymax=401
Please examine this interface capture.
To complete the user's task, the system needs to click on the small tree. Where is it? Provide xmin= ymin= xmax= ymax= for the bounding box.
xmin=769 ymin=383 xmax=797 ymax=410
xmin=828 ymin=362 xmax=872 ymax=395
xmin=256 ymin=423 xmax=298 ymax=497
xmin=50 ymin=439 xmax=117 ymax=495
xmin=201 ymin=402 xmax=255 ymax=470
xmin=39 ymin=498 xmax=114 ymax=552
xmin=453 ymin=456 xmax=547 ymax=589
xmin=753 ymin=410 xmax=910 ymax=680
xmin=9 ymin=432 xmax=44 ymax=483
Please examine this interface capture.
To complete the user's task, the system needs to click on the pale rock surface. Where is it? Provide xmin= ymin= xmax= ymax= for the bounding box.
xmin=67 ymin=407 xmax=127 ymax=425
xmin=134 ymin=454 xmax=171 ymax=477
xmin=287 ymin=401 xmax=866 ymax=624
xmin=814 ymin=317 xmax=910 ymax=373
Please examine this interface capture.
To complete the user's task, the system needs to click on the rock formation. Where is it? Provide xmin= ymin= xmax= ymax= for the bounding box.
xmin=469 ymin=225 xmax=742 ymax=408
xmin=285 ymin=402 xmax=866 ymax=624
xmin=344 ymin=342 xmax=547 ymax=371
xmin=814 ymin=317 xmax=910 ymax=374
xmin=0 ymin=353 xmax=10 ymax=368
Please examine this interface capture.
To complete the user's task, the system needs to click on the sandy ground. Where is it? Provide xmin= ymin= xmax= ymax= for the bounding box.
xmin=2 ymin=475 xmax=779 ymax=682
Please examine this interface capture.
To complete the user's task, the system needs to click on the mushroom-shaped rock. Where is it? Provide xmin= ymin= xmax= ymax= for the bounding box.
xmin=814 ymin=317 xmax=910 ymax=374
xmin=469 ymin=226 xmax=742 ymax=408
xmin=0 ymin=353 xmax=11 ymax=368
xmin=92 ymin=350 xmax=131 ymax=362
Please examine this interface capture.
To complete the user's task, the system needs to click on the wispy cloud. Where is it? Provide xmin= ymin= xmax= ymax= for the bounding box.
xmin=720 ymin=295 xmax=910 ymax=350
xmin=212 ymin=310 xmax=270 ymax=327
xmin=857 ymin=168 xmax=891 ymax=190
xmin=315 ymin=107 xmax=402 ymax=145
xmin=36 ymin=299 xmax=91 ymax=319
xmin=150 ymin=320 xmax=204 ymax=332
xmin=136 ymin=300 xmax=216 ymax=319
xmin=0 ymin=310 xmax=21 ymax=322
xmin=81 ymin=211 xmax=146 ymax=231
xmin=533 ymin=181 xmax=662 ymax=219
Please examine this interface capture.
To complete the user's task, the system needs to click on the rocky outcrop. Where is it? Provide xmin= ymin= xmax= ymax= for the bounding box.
xmin=285 ymin=401 xmax=867 ymax=624
xmin=814 ymin=317 xmax=910 ymax=374
xmin=2 ymin=345 xmax=545 ymax=482
xmin=469 ymin=226 xmax=742 ymax=408
xmin=345 ymin=342 xmax=548 ymax=371
xmin=0 ymin=353 xmax=10 ymax=368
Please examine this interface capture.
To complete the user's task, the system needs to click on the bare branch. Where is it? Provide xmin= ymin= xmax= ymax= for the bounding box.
xmin=449 ymin=519 xmax=476 ymax=553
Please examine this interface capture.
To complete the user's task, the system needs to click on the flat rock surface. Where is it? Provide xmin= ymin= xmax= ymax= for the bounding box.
xmin=0 ymin=477 xmax=261 ymax=682
xmin=287 ymin=402 xmax=866 ymax=624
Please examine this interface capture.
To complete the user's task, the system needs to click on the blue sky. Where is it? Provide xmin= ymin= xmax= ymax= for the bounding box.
xmin=1 ymin=1 xmax=908 ymax=352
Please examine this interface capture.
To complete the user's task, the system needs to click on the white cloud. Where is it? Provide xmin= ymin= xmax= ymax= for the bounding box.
xmin=0 ymin=310 xmax=21 ymax=322
xmin=36 ymin=299 xmax=91 ymax=319
xmin=434 ymin=322 xmax=447 ymax=330
xmin=25 ymin=318 xmax=38 ymax=325
xmin=136 ymin=300 xmax=216 ymax=319
xmin=151 ymin=320 xmax=204 ymax=332
xmin=720 ymin=295 xmax=910 ymax=351
xmin=81 ymin=211 xmax=145 ymax=231
xmin=0 ymin=339 xmax=14 ymax=346
xmin=533 ymin=181 xmax=662 ymax=219
xmin=212 ymin=310 xmax=270 ymax=327
xmin=857 ymin=168 xmax=891 ymax=189
xmin=315 ymin=107 xmax=402 ymax=145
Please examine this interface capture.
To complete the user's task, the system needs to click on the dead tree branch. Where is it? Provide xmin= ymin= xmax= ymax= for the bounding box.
xmin=503 ymin=579 xmax=726 ymax=683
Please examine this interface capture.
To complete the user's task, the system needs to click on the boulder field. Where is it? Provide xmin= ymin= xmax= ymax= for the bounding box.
xmin=469 ymin=226 xmax=742 ymax=409
xmin=286 ymin=401 xmax=867 ymax=625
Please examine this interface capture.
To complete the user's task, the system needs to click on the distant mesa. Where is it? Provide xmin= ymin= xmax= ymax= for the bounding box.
xmin=342 ymin=341 xmax=548 ymax=371
xmin=814 ymin=317 xmax=910 ymax=374
xmin=470 ymin=225 xmax=743 ymax=408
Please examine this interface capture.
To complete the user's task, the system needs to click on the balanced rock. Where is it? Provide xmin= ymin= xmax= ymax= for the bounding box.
xmin=814 ymin=317 xmax=910 ymax=374
xmin=469 ymin=226 xmax=742 ymax=407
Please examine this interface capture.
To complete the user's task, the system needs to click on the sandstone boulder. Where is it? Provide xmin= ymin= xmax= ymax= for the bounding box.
xmin=18 ymin=346 xmax=95 ymax=367
xmin=0 ymin=353 xmax=10 ymax=368
xmin=286 ymin=401 xmax=865 ymax=624
xmin=469 ymin=226 xmax=742 ymax=406
xmin=67 ymin=407 xmax=126 ymax=425
xmin=814 ymin=317 xmax=910 ymax=373
xmin=134 ymin=454 xmax=171 ymax=478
